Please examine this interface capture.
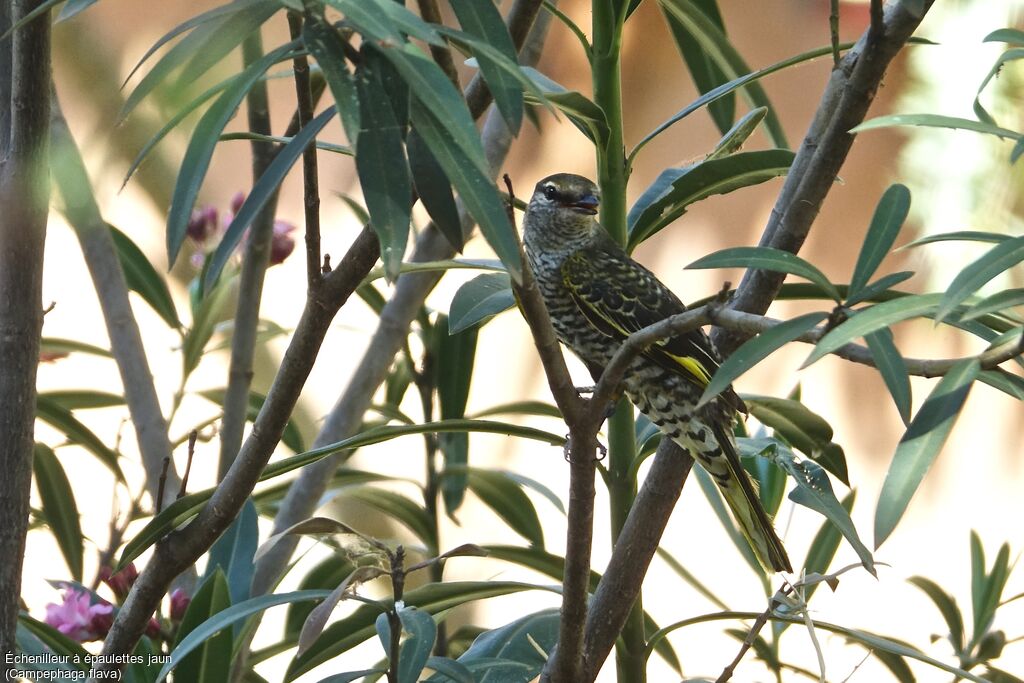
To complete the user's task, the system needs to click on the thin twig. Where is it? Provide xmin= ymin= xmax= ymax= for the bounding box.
xmin=415 ymin=0 xmax=461 ymax=89
xmin=155 ymin=458 xmax=170 ymax=515
xmin=716 ymin=585 xmax=793 ymax=683
xmin=177 ymin=431 xmax=198 ymax=500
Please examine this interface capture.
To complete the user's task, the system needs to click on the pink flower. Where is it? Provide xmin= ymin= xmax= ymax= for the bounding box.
xmin=44 ymin=589 xmax=114 ymax=642
xmin=169 ymin=588 xmax=190 ymax=622
xmin=187 ymin=206 xmax=218 ymax=245
xmin=145 ymin=617 xmax=161 ymax=639
xmin=269 ymin=220 xmax=297 ymax=266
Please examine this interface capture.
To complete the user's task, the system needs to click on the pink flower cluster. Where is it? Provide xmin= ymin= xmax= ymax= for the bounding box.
xmin=187 ymin=191 xmax=296 ymax=268
xmin=44 ymin=590 xmax=113 ymax=642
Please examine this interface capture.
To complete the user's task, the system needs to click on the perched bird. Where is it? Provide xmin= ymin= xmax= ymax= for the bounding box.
xmin=522 ymin=172 xmax=791 ymax=573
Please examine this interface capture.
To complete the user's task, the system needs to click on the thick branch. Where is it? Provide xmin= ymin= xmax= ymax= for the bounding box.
xmin=0 ymin=0 xmax=49 ymax=659
xmin=90 ymin=228 xmax=380 ymax=677
xmin=713 ymin=0 xmax=935 ymax=356
xmin=50 ymin=101 xmax=182 ymax=510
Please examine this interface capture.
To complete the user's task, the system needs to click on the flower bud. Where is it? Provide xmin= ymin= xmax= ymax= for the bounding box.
xmin=169 ymin=588 xmax=191 ymax=622
xmin=269 ymin=220 xmax=297 ymax=266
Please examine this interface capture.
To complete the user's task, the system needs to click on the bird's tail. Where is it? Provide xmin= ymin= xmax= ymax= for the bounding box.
xmin=700 ymin=424 xmax=792 ymax=574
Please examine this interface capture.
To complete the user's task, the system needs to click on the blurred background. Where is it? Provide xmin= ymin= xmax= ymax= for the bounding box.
xmin=28 ymin=0 xmax=1024 ymax=680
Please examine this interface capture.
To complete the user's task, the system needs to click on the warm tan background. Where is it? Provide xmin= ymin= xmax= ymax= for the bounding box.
xmin=27 ymin=0 xmax=1024 ymax=681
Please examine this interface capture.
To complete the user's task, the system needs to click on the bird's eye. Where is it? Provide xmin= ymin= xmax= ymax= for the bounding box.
xmin=543 ymin=185 xmax=558 ymax=200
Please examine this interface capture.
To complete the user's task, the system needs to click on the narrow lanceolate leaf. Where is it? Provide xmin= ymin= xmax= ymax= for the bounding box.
xmin=849 ymin=184 xmax=911 ymax=298
xmin=409 ymin=99 xmax=521 ymax=279
xmin=874 ymin=359 xmax=980 ymax=548
xmin=198 ymin=388 xmax=305 ymax=453
xmin=661 ymin=0 xmax=735 ymax=135
xmin=204 ymin=499 xmax=258 ymax=606
xmin=851 ymin=114 xmax=1022 ymax=142
xmin=110 ymin=226 xmax=181 ymax=329
xmin=865 ymin=329 xmax=913 ymax=425
xmin=435 ymin=318 xmax=478 ymax=515
xmin=118 ymin=420 xmax=566 ymax=569
xmin=688 ymin=247 xmax=840 ymax=301
xmin=802 ymin=293 xmax=943 ymax=368
xmin=302 ymin=9 xmax=361 ymax=143
xmin=843 ymin=270 xmax=915 ymax=308
xmin=376 ymin=607 xmax=437 ymax=683
xmin=697 ymin=312 xmax=828 ymax=408
xmin=707 ymin=107 xmax=767 ymax=159
xmin=204 ymin=105 xmax=336 ymax=291
xmin=156 ymin=590 xmax=331 ymax=682
xmin=167 ymin=41 xmax=297 ymax=268
xmin=40 ymin=337 xmax=111 ymax=358
xmin=449 ymin=273 xmax=514 ymax=334
xmin=56 ymin=0 xmax=98 ymax=23
xmin=962 ymin=288 xmax=1024 ymax=321
xmin=466 ymin=469 xmax=545 ymax=547
xmin=39 ymin=391 xmax=124 ymax=411
xmin=449 ymin=0 xmax=523 ymax=134
xmin=355 ymin=59 xmax=412 ymax=281
xmin=802 ymin=492 xmax=856 ymax=602
xmin=447 ymin=609 xmax=559 ymax=683
xmin=35 ymin=397 xmax=125 ymax=482
xmin=408 ymin=129 xmax=463 ymax=252
xmin=973 ymin=48 xmax=1024 ymax=126
xmin=908 ymin=576 xmax=965 ymax=653
xmin=32 ymin=445 xmax=84 ymax=581
xmin=767 ymin=446 xmax=875 ymax=575
xmin=519 ymin=67 xmax=610 ymax=144
xmin=901 ymin=230 xmax=1012 ymax=249
xmin=936 ymin=235 xmax=1024 ymax=323
xmin=628 ymin=151 xmax=795 ymax=250
xmin=657 ymin=0 xmax=787 ymax=147
xmin=171 ymin=570 xmax=233 ymax=683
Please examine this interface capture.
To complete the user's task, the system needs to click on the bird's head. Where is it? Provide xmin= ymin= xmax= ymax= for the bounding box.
xmin=523 ymin=174 xmax=601 ymax=256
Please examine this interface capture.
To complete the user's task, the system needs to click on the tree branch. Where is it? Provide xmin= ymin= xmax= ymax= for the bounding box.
xmin=0 ymin=0 xmax=49 ymax=659
xmin=49 ymin=100 xmax=184 ymax=513
xmin=713 ymin=0 xmax=935 ymax=357
xmin=89 ymin=228 xmax=380 ymax=677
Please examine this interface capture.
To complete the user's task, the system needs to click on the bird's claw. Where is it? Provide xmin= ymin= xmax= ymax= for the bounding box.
xmin=563 ymin=434 xmax=608 ymax=462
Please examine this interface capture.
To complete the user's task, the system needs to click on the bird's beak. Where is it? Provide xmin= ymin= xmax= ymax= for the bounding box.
xmin=568 ymin=193 xmax=600 ymax=215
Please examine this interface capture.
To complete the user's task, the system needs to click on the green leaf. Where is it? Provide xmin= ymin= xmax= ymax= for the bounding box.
xmin=32 ymin=445 xmax=83 ymax=581
xmin=909 ymin=576 xmax=965 ymax=654
xmin=157 ymin=590 xmax=331 ymax=682
xmin=802 ymin=293 xmax=943 ymax=368
xmin=376 ymin=607 xmax=437 ymax=683
xmin=198 ymin=388 xmax=305 ymax=453
xmin=449 ymin=0 xmax=523 ymax=134
xmin=35 ymin=396 xmax=125 ymax=483
xmin=38 ymin=390 xmax=124 ymax=411
xmin=974 ymin=48 xmax=1024 ymax=126
xmin=355 ymin=59 xmax=412 ymax=282
xmin=302 ymin=9 xmax=361 ymax=143
xmin=976 ymin=541 xmax=1011 ymax=637
xmin=122 ymin=0 xmax=280 ymax=119
xmin=766 ymin=444 xmax=875 ymax=575
xmin=167 ymin=40 xmax=298 ymax=268
xmin=851 ymin=114 xmax=1022 ymax=142
xmin=697 ymin=312 xmax=828 ymax=408
xmin=204 ymin=104 xmax=335 ymax=290
xmin=346 ymin=487 xmax=436 ymax=547
xmin=286 ymin=581 xmax=559 ymax=680
xmin=657 ymin=0 xmax=786 ymax=147
xmin=315 ymin=671 xmax=387 ymax=683
xmin=706 ymin=107 xmax=767 ymax=159
xmin=409 ymin=99 xmax=521 ymax=280
xmin=628 ymin=151 xmax=794 ymax=251
xmin=423 ymin=656 xmax=474 ymax=683
xmin=55 ymin=0 xmax=96 ymax=22
xmin=470 ymin=400 xmax=562 ymax=420
xmin=285 ymin=555 xmax=356 ymax=637
xmin=742 ymin=394 xmax=849 ymax=485
xmin=901 ymin=230 xmax=1012 ymax=249
xmin=204 ymin=498 xmax=258 ymax=606
xmin=843 ymin=270 xmax=915 ymax=307
xmin=466 ymin=469 xmax=545 ymax=547
xmin=874 ymin=359 xmax=979 ymax=548
xmin=171 ymin=570 xmax=233 ymax=683
xmin=519 ymin=67 xmax=609 ymax=144
xmin=849 ymin=185 xmax=911 ymax=298
xmin=978 ymin=368 xmax=1024 ymax=401
xmin=985 ymin=28 xmax=1024 ymax=45
xmin=334 ymin=0 xmax=444 ymax=46
xmin=936 ymin=235 xmax=1024 ymax=323
xmin=408 ymin=130 xmax=464 ymax=252
xmin=962 ymin=288 xmax=1024 ymax=321
xmin=182 ymin=270 xmax=236 ymax=378
xmin=110 ymin=227 xmax=181 ymax=329
xmin=436 ymin=319 xmax=478 ymax=515
xmin=662 ymin=0 xmax=735 ymax=135
xmin=119 ymin=420 xmax=565 ymax=568
xmin=865 ymin=330 xmax=913 ymax=425
xmin=448 ymin=609 xmax=558 ymax=683
xmin=687 ymin=247 xmax=840 ymax=302
xmin=449 ymin=273 xmax=515 ymax=334
xmin=40 ymin=337 xmax=111 ymax=358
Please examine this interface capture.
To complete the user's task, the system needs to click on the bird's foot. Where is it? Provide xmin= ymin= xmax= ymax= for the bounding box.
xmin=563 ymin=434 xmax=608 ymax=462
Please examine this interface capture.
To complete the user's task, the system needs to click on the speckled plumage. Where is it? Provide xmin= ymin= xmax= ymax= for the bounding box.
xmin=523 ymin=173 xmax=791 ymax=573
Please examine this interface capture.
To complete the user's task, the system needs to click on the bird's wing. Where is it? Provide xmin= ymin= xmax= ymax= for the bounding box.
xmin=561 ymin=243 xmax=737 ymax=406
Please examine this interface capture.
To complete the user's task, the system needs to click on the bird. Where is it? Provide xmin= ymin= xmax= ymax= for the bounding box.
xmin=522 ymin=172 xmax=792 ymax=573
